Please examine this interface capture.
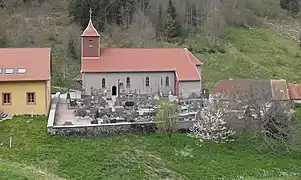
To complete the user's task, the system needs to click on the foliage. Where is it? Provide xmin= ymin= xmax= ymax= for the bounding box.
xmin=164 ymin=0 xmax=181 ymax=40
xmin=189 ymin=107 xmax=235 ymax=143
xmin=280 ymin=0 xmax=300 ymax=16
xmin=156 ymin=99 xmax=180 ymax=141
xmin=0 ymin=116 xmax=300 ymax=179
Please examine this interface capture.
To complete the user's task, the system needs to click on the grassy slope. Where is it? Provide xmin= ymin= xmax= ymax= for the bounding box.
xmin=0 ymin=116 xmax=300 ymax=180
xmin=196 ymin=27 xmax=301 ymax=89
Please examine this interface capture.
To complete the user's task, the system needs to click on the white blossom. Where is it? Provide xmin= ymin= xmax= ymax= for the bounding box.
xmin=189 ymin=107 xmax=235 ymax=143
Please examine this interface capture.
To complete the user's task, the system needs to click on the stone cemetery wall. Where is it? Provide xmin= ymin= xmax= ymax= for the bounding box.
xmin=47 ymin=92 xmax=61 ymax=128
xmin=47 ymin=120 xmax=196 ymax=137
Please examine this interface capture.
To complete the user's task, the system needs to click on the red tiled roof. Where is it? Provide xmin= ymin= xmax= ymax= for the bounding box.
xmin=288 ymin=83 xmax=301 ymax=100
xmin=213 ymin=79 xmax=272 ymax=100
xmin=270 ymin=79 xmax=290 ymax=100
xmin=81 ymin=19 xmax=100 ymax=37
xmin=0 ymin=48 xmax=51 ymax=82
xmin=213 ymin=79 xmax=290 ymax=101
xmin=82 ymin=48 xmax=202 ymax=81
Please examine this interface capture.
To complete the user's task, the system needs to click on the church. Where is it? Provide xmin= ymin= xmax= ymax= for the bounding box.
xmin=77 ymin=17 xmax=203 ymax=98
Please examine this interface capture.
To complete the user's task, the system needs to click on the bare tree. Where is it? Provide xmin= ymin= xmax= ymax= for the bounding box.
xmin=102 ymin=24 xmax=132 ymax=48
xmin=223 ymin=81 xmax=298 ymax=152
xmin=202 ymin=0 xmax=225 ymax=42
xmin=127 ymin=9 xmax=157 ymax=47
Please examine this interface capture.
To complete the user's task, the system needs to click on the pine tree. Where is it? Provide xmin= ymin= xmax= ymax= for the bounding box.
xmin=164 ymin=0 xmax=181 ymax=40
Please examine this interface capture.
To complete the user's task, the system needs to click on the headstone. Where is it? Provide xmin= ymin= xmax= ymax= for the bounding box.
xmin=110 ymin=119 xmax=117 ymax=123
xmin=64 ymin=121 xmax=73 ymax=125
xmin=91 ymin=120 xmax=98 ymax=124
xmin=102 ymin=115 xmax=109 ymax=123
xmin=77 ymin=109 xmax=87 ymax=117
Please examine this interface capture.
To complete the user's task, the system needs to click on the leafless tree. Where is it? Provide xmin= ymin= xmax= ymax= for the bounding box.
xmin=221 ymin=81 xmax=299 ymax=152
xmin=127 ymin=9 xmax=157 ymax=48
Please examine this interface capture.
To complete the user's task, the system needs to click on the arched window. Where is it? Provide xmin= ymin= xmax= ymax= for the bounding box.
xmin=102 ymin=78 xmax=106 ymax=88
xmin=146 ymin=77 xmax=150 ymax=87
xmin=165 ymin=76 xmax=169 ymax=86
xmin=126 ymin=77 xmax=130 ymax=88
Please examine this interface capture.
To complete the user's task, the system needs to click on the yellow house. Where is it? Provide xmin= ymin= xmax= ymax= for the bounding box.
xmin=0 ymin=48 xmax=51 ymax=116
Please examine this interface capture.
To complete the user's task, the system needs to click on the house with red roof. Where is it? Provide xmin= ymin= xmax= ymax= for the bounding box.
xmin=0 ymin=48 xmax=52 ymax=115
xmin=212 ymin=79 xmax=290 ymax=101
xmin=77 ymin=18 xmax=203 ymax=98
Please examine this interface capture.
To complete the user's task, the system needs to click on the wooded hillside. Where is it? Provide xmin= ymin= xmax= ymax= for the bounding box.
xmin=1 ymin=0 xmax=301 ymax=89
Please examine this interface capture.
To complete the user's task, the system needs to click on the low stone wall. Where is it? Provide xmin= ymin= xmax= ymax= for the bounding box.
xmin=47 ymin=92 xmax=60 ymax=128
xmin=47 ymin=120 xmax=196 ymax=137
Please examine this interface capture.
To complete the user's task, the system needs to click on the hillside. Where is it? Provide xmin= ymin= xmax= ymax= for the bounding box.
xmin=201 ymin=27 xmax=301 ymax=89
xmin=0 ymin=116 xmax=300 ymax=180
xmin=1 ymin=0 xmax=301 ymax=90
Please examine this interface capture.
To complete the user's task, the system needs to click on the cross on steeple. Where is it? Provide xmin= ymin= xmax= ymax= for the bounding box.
xmin=89 ymin=8 xmax=92 ymax=20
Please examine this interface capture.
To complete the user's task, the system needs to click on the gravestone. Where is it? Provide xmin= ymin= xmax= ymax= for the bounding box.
xmin=64 ymin=121 xmax=73 ymax=125
xmin=90 ymin=107 xmax=98 ymax=116
xmin=77 ymin=108 xmax=87 ymax=117
xmin=91 ymin=119 xmax=98 ymax=124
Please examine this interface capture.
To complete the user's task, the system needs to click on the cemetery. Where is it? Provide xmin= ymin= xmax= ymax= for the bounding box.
xmin=47 ymin=88 xmax=206 ymax=136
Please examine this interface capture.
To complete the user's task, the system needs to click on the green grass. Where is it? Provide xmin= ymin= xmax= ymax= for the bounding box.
xmin=188 ymin=28 xmax=301 ymax=89
xmin=0 ymin=116 xmax=300 ymax=180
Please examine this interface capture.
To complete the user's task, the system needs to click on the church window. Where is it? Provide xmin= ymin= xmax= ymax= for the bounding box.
xmin=89 ymin=39 xmax=93 ymax=48
xmin=126 ymin=77 xmax=130 ymax=88
xmin=165 ymin=76 xmax=170 ymax=86
xmin=146 ymin=77 xmax=149 ymax=87
xmin=102 ymin=78 xmax=106 ymax=88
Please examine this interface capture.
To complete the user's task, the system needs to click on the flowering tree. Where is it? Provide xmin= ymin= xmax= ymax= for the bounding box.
xmin=189 ymin=107 xmax=235 ymax=143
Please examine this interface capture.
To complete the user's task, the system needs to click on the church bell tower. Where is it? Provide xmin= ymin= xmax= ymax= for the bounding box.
xmin=81 ymin=8 xmax=100 ymax=58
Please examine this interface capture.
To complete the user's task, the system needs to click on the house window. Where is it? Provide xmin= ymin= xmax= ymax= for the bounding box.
xmin=146 ymin=77 xmax=149 ymax=87
xmin=17 ymin=68 xmax=27 ymax=74
xmin=27 ymin=92 xmax=36 ymax=104
xmin=5 ymin=68 xmax=14 ymax=74
xmin=2 ymin=93 xmax=11 ymax=105
xmin=161 ymin=77 xmax=163 ymax=86
xmin=165 ymin=76 xmax=170 ymax=86
xmin=126 ymin=77 xmax=130 ymax=88
xmin=102 ymin=78 xmax=106 ymax=88
xmin=0 ymin=68 xmax=2 ymax=74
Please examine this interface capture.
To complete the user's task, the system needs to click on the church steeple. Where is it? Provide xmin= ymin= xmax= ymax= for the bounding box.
xmin=81 ymin=8 xmax=100 ymax=37
xmin=81 ymin=8 xmax=100 ymax=58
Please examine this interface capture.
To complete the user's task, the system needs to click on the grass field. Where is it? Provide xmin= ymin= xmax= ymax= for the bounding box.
xmin=192 ymin=27 xmax=301 ymax=89
xmin=0 ymin=116 xmax=300 ymax=180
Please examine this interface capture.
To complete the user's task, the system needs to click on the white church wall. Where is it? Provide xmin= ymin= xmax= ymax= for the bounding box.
xmin=196 ymin=65 xmax=202 ymax=91
xmin=82 ymin=71 xmax=175 ymax=95
xmin=179 ymin=81 xmax=202 ymax=98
